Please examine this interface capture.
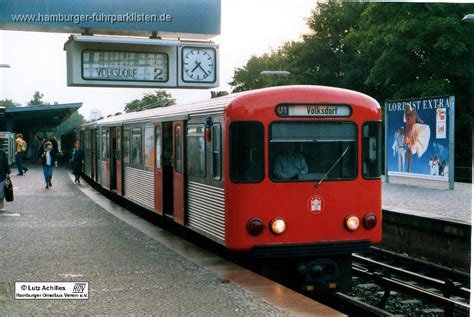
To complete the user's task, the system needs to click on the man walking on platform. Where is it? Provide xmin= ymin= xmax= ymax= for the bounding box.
xmin=15 ymin=134 xmax=28 ymax=176
xmin=39 ymin=141 xmax=57 ymax=189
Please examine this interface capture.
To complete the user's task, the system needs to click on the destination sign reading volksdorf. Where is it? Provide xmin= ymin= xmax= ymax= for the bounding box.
xmin=82 ymin=50 xmax=168 ymax=82
xmin=65 ymin=35 xmax=219 ymax=88
xmin=276 ymin=104 xmax=351 ymax=117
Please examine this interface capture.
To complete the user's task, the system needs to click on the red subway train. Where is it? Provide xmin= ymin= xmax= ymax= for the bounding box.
xmin=80 ymin=85 xmax=382 ymax=291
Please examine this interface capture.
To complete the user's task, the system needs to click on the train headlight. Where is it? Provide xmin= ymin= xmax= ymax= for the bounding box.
xmin=247 ymin=218 xmax=264 ymax=236
xmin=270 ymin=218 xmax=286 ymax=235
xmin=363 ymin=213 xmax=377 ymax=230
xmin=344 ymin=215 xmax=360 ymax=231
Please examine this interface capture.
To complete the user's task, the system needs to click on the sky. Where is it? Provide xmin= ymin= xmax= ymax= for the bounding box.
xmin=0 ymin=0 xmax=315 ymax=120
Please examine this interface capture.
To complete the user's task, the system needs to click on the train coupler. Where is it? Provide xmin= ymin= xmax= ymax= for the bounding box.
xmin=298 ymin=254 xmax=352 ymax=293
xmin=298 ymin=259 xmax=344 ymax=293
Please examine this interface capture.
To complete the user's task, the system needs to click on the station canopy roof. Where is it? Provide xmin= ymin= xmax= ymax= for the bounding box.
xmin=4 ymin=103 xmax=82 ymax=132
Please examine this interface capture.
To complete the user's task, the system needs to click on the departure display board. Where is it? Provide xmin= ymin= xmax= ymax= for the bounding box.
xmin=82 ymin=50 xmax=168 ymax=82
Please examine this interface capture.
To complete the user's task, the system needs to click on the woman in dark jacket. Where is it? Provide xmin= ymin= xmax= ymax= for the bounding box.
xmin=0 ymin=149 xmax=11 ymax=211
xmin=71 ymin=141 xmax=84 ymax=184
xmin=39 ymin=141 xmax=57 ymax=189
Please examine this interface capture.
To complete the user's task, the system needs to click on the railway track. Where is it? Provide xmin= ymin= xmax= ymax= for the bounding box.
xmin=325 ymin=247 xmax=470 ymax=316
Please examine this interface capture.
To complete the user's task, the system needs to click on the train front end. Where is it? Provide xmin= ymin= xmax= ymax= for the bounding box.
xmin=224 ymin=85 xmax=382 ymax=291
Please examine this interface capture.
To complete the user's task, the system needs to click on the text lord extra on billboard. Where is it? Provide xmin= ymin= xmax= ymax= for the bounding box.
xmin=385 ymin=96 xmax=453 ymax=180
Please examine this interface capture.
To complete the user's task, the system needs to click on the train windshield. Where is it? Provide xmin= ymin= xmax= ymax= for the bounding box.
xmin=270 ymin=122 xmax=357 ymax=182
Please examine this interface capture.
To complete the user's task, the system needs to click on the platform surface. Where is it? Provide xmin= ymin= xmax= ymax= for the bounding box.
xmin=0 ymin=166 xmax=343 ymax=316
xmin=383 ymin=176 xmax=472 ymax=223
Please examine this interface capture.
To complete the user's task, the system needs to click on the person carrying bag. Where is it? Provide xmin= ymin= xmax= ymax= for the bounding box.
xmin=4 ymin=176 xmax=13 ymax=202
xmin=0 ymin=149 xmax=11 ymax=212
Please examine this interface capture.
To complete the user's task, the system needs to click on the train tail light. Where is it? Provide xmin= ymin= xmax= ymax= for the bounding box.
xmin=270 ymin=218 xmax=286 ymax=235
xmin=247 ymin=218 xmax=264 ymax=236
xmin=363 ymin=213 xmax=377 ymax=230
xmin=344 ymin=215 xmax=360 ymax=231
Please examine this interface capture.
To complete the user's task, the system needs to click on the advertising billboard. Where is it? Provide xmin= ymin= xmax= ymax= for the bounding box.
xmin=385 ymin=96 xmax=455 ymax=185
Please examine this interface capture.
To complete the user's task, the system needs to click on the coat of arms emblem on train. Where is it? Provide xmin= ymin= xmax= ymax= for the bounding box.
xmin=308 ymin=196 xmax=323 ymax=213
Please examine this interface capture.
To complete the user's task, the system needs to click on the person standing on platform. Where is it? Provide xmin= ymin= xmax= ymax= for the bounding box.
xmin=71 ymin=141 xmax=84 ymax=184
xmin=15 ymin=134 xmax=28 ymax=176
xmin=30 ymin=133 xmax=40 ymax=162
xmin=39 ymin=141 xmax=57 ymax=189
xmin=0 ymin=149 xmax=11 ymax=212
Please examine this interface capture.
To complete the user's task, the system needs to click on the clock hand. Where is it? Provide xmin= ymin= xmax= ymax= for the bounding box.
xmin=191 ymin=61 xmax=202 ymax=73
xmin=191 ymin=62 xmax=199 ymax=73
xmin=197 ymin=63 xmax=208 ymax=74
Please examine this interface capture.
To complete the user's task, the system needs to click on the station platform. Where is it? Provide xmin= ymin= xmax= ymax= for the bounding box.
xmin=0 ymin=166 xmax=342 ymax=316
xmin=382 ymin=176 xmax=472 ymax=223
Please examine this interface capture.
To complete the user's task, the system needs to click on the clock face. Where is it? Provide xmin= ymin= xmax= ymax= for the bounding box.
xmin=182 ymin=47 xmax=216 ymax=83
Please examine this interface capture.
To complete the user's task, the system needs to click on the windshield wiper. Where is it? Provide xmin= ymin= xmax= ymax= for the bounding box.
xmin=316 ymin=146 xmax=350 ymax=188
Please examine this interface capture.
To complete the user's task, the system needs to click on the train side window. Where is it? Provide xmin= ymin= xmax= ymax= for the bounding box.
xmin=186 ymin=125 xmax=205 ymax=177
xmin=144 ymin=126 xmax=154 ymax=167
xmin=230 ymin=121 xmax=264 ymax=183
xmin=155 ymin=126 xmax=162 ymax=168
xmin=96 ymin=130 xmax=100 ymax=156
xmin=85 ymin=131 xmax=90 ymax=153
xmin=116 ymin=129 xmax=121 ymax=160
xmin=131 ymin=128 xmax=142 ymax=165
xmin=362 ymin=122 xmax=382 ymax=178
xmin=175 ymin=125 xmax=183 ymax=173
xmin=212 ymin=123 xmax=222 ymax=180
xmin=123 ymin=129 xmax=130 ymax=164
xmin=102 ymin=129 xmax=108 ymax=160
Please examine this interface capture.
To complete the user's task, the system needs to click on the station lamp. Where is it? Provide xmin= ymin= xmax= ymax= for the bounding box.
xmin=462 ymin=14 xmax=474 ymax=22
xmin=260 ymin=70 xmax=290 ymax=86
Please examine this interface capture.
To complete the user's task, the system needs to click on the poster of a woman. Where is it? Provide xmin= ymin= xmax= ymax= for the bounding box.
xmin=403 ymin=104 xmax=430 ymax=173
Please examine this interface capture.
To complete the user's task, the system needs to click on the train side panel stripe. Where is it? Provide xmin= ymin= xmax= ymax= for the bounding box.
xmin=124 ymin=167 xmax=154 ymax=211
xmin=187 ymin=181 xmax=225 ymax=243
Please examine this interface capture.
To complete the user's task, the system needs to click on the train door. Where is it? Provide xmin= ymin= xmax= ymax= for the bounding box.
xmin=103 ymin=128 xmax=110 ymax=189
xmin=162 ymin=122 xmax=174 ymax=218
xmin=173 ymin=121 xmax=185 ymax=225
xmin=110 ymin=127 xmax=117 ymax=191
xmin=154 ymin=123 xmax=163 ymax=215
xmin=95 ymin=129 xmax=100 ymax=182
xmin=90 ymin=129 xmax=96 ymax=180
xmin=115 ymin=127 xmax=123 ymax=195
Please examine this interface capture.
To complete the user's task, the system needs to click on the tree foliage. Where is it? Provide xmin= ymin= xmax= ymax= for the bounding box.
xmin=230 ymin=47 xmax=295 ymax=92
xmin=0 ymin=98 xmax=19 ymax=108
xmin=229 ymin=2 xmax=473 ymax=171
xmin=124 ymin=90 xmax=176 ymax=113
xmin=28 ymin=91 xmax=45 ymax=106
xmin=56 ymin=111 xmax=86 ymax=136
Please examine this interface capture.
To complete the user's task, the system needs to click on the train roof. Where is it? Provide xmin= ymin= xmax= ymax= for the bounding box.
xmin=94 ymin=92 xmax=239 ymax=126
xmin=85 ymin=85 xmax=380 ymax=127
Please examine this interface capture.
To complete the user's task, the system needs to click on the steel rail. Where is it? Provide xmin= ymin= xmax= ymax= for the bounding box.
xmin=353 ymin=254 xmax=470 ymax=299
xmin=353 ymin=267 xmax=470 ymax=316
xmin=332 ymin=291 xmax=395 ymax=316
xmin=369 ymin=246 xmax=470 ymax=285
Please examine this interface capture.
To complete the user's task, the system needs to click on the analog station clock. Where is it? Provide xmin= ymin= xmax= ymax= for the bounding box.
xmin=182 ymin=47 xmax=216 ymax=83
